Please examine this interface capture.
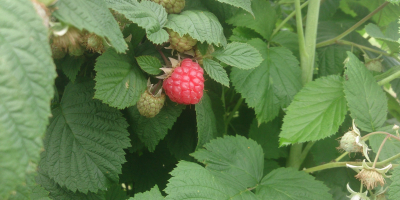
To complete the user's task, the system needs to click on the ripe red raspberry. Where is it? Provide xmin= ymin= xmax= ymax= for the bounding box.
xmin=163 ymin=58 xmax=204 ymax=104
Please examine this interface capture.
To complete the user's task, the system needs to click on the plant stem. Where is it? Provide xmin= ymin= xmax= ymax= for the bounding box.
xmin=298 ymin=141 xmax=316 ymax=164
xmin=335 ymin=152 xmax=349 ymax=162
xmin=271 ymin=1 xmax=309 ymax=37
xmin=304 ymin=155 xmax=400 ymax=173
xmin=362 ymin=131 xmax=400 ymax=142
xmin=373 ymin=135 xmax=389 ymax=168
xmin=337 ymin=40 xmax=392 ymax=57
xmin=287 ymin=0 xmax=320 ymax=169
xmin=378 ymin=70 xmax=400 ymax=86
xmin=224 ymin=97 xmax=243 ymax=134
xmin=316 ymin=1 xmax=390 ymax=48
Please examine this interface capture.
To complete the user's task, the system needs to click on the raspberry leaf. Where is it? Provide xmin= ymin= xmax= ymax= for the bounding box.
xmin=231 ymin=39 xmax=302 ymax=124
xmin=212 ymin=42 xmax=263 ymax=70
xmin=129 ymin=185 xmax=163 ymax=200
xmin=191 ymin=135 xmax=264 ymax=189
xmin=279 ymin=75 xmax=347 ymax=145
xmin=0 ymin=0 xmax=56 ymax=198
xmin=165 ymin=10 xmax=227 ymax=47
xmin=369 ymin=125 xmax=400 ymax=163
xmin=226 ymin=0 xmax=277 ymax=40
xmin=389 ymin=164 xmax=400 ymax=199
xmin=365 ymin=22 xmax=400 ymax=53
xmin=53 ymin=0 xmax=127 ymax=53
xmin=94 ymin=49 xmax=147 ymax=109
xmin=42 ymin=80 xmax=130 ymax=193
xmin=136 ymin=55 xmax=162 ymax=75
xmin=214 ymin=0 xmax=254 ymax=16
xmin=317 ymin=45 xmax=349 ymax=76
xmin=36 ymin=154 xmax=105 ymax=199
xmin=344 ymin=52 xmax=387 ymax=132
xmin=257 ymin=168 xmax=332 ymax=199
xmin=55 ymin=54 xmax=84 ymax=83
xmin=196 ymin=93 xmax=219 ymax=150
xmin=107 ymin=0 xmax=169 ymax=45
xmin=203 ymin=58 xmax=230 ymax=87
xmin=8 ymin=172 xmax=50 ymax=200
xmin=126 ymin=99 xmax=185 ymax=152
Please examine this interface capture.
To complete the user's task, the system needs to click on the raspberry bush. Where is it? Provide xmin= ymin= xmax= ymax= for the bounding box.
xmin=2 ymin=0 xmax=400 ymax=199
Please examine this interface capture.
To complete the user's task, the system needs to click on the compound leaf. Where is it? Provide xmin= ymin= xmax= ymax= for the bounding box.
xmin=136 ymin=55 xmax=162 ymax=75
xmin=215 ymin=0 xmax=253 ymax=16
xmin=202 ymin=58 xmax=229 ymax=87
xmin=94 ymin=48 xmax=147 ymax=109
xmin=126 ymin=100 xmax=185 ymax=152
xmin=196 ymin=93 xmax=219 ymax=149
xmin=165 ymin=161 xmax=258 ymax=200
xmin=279 ymin=75 xmax=347 ymax=145
xmin=343 ymin=52 xmax=387 ymax=132
xmin=212 ymin=42 xmax=263 ymax=70
xmin=53 ymin=0 xmax=127 ymax=53
xmin=389 ymin=165 xmax=400 ymax=199
xmin=129 ymin=185 xmax=163 ymax=200
xmin=0 ymin=0 xmax=56 ymax=198
xmin=42 ymin=80 xmax=130 ymax=193
xmin=226 ymin=0 xmax=277 ymax=40
xmin=165 ymin=10 xmax=227 ymax=47
xmin=107 ymin=0 xmax=169 ymax=44
xmin=191 ymin=135 xmax=264 ymax=189
xmin=231 ymin=39 xmax=301 ymax=124
xmin=257 ymin=168 xmax=332 ymax=200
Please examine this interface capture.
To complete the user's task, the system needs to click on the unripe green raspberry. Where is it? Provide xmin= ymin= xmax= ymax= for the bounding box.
xmin=51 ymin=43 xmax=66 ymax=59
xmin=137 ymin=79 xmax=166 ymax=118
xmin=168 ymin=29 xmax=197 ymax=53
xmin=83 ymin=33 xmax=105 ymax=54
xmin=339 ymin=131 xmax=362 ymax=153
xmin=68 ymin=44 xmax=84 ymax=57
xmin=365 ymin=59 xmax=383 ymax=72
xmin=152 ymin=0 xmax=185 ymax=14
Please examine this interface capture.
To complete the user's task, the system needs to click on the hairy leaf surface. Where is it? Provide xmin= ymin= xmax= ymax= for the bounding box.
xmin=226 ymin=0 xmax=277 ymax=40
xmin=165 ymin=10 xmax=227 ymax=46
xmin=107 ymin=0 xmax=169 ymax=44
xmin=231 ymin=39 xmax=301 ymax=124
xmin=43 ymin=80 xmax=130 ymax=193
xmin=280 ymin=75 xmax=347 ymax=145
xmin=212 ymin=42 xmax=263 ymax=69
xmin=94 ymin=49 xmax=147 ymax=109
xmin=0 ymin=0 xmax=56 ymax=198
xmin=344 ymin=52 xmax=387 ymax=132
xmin=257 ymin=168 xmax=332 ymax=200
xmin=53 ymin=0 xmax=126 ymax=52
xmin=203 ymin=58 xmax=229 ymax=87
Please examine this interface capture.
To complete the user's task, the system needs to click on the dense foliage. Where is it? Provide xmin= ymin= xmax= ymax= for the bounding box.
xmin=1 ymin=0 xmax=400 ymax=199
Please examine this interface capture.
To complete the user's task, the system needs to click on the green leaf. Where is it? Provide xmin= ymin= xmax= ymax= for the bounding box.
xmin=42 ymin=80 xmax=130 ymax=193
xmin=53 ymin=0 xmax=126 ymax=53
xmin=165 ymin=161 xmax=258 ymax=200
xmin=8 ymin=172 xmax=50 ymax=200
xmin=0 ymin=0 xmax=56 ymax=198
xmin=165 ymin=10 xmax=227 ymax=47
xmin=192 ymin=135 xmax=264 ymax=189
xmin=105 ymin=184 xmax=127 ymax=200
xmin=226 ymin=0 xmax=277 ymax=40
xmin=165 ymin=107 xmax=197 ymax=161
xmin=231 ymin=39 xmax=302 ymax=124
xmin=202 ymin=59 xmax=230 ymax=87
xmin=317 ymin=45 xmax=349 ymax=76
xmin=107 ymin=0 xmax=169 ymax=45
xmin=316 ymin=168 xmax=360 ymax=200
xmin=212 ymin=42 xmax=263 ymax=70
xmin=249 ymin=118 xmax=288 ymax=159
xmin=270 ymin=31 xmax=299 ymax=56
xmin=196 ymin=93 xmax=219 ymax=149
xmin=229 ymin=27 xmax=263 ymax=43
xmin=37 ymin=154 xmax=106 ymax=200
xmin=129 ymin=185 xmax=163 ymax=200
xmin=126 ymin=100 xmax=185 ymax=152
xmin=279 ymin=75 xmax=347 ymax=145
xmin=343 ymin=52 xmax=388 ymax=132
xmin=94 ymin=48 xmax=147 ymax=109
xmin=215 ymin=0 xmax=253 ymax=16
xmin=389 ymin=165 xmax=400 ymax=199
xmin=365 ymin=23 xmax=399 ymax=53
xmin=136 ymin=55 xmax=162 ymax=75
xmin=56 ymin=54 xmax=84 ymax=82
xmin=369 ymin=126 xmax=400 ymax=163
xmin=256 ymin=168 xmax=332 ymax=200
xmin=319 ymin=0 xmax=340 ymax=20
